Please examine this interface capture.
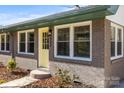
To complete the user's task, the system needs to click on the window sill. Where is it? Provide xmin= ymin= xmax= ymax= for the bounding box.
xmin=0 ymin=50 xmax=10 ymax=53
xmin=16 ymin=52 xmax=35 ymax=59
xmin=111 ymin=55 xmax=123 ymax=61
xmin=18 ymin=52 xmax=34 ymax=56
xmin=0 ymin=51 xmax=11 ymax=55
xmin=54 ymin=55 xmax=92 ymax=62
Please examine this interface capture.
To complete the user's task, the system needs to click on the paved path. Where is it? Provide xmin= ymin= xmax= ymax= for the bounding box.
xmin=0 ymin=76 xmax=38 ymax=88
xmin=116 ymin=81 xmax=124 ymax=88
xmin=112 ymin=81 xmax=124 ymax=88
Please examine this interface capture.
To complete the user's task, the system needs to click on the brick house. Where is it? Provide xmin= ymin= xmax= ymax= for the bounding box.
xmin=0 ymin=5 xmax=124 ymax=87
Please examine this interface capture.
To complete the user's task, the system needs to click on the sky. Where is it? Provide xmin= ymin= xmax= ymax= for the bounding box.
xmin=0 ymin=5 xmax=73 ymax=26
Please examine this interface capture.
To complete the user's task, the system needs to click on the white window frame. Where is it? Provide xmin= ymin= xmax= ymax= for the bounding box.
xmin=0 ymin=33 xmax=10 ymax=52
xmin=54 ymin=21 xmax=92 ymax=61
xmin=18 ymin=29 xmax=34 ymax=55
xmin=111 ymin=22 xmax=124 ymax=60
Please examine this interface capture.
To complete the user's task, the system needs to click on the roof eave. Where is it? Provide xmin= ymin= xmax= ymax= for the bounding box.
xmin=0 ymin=5 xmax=119 ymax=32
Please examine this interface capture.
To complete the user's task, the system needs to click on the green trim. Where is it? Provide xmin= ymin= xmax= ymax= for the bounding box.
xmin=107 ymin=5 xmax=119 ymax=14
xmin=0 ymin=5 xmax=119 ymax=32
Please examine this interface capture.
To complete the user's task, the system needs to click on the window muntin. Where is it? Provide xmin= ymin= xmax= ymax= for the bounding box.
xmin=74 ymin=26 xmax=90 ymax=58
xmin=111 ymin=23 xmax=123 ymax=60
xmin=18 ymin=30 xmax=34 ymax=54
xmin=57 ymin=28 xmax=70 ymax=56
xmin=54 ymin=21 xmax=92 ymax=61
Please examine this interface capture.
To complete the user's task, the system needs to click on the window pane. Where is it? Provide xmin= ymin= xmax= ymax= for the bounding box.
xmin=57 ymin=42 xmax=69 ymax=56
xmin=74 ymin=26 xmax=90 ymax=58
xmin=57 ymin=28 xmax=70 ymax=56
xmin=27 ymin=32 xmax=34 ymax=53
xmin=20 ymin=33 xmax=25 ymax=42
xmin=117 ymin=29 xmax=122 ymax=55
xmin=42 ymin=32 xmax=49 ymax=49
xmin=6 ymin=34 xmax=10 ymax=51
xmin=74 ymin=26 xmax=90 ymax=41
xmin=117 ymin=42 xmax=122 ymax=55
xmin=19 ymin=33 xmax=25 ymax=52
xmin=111 ymin=27 xmax=116 ymax=57
xmin=1 ymin=35 xmax=5 ymax=50
xmin=74 ymin=42 xmax=90 ymax=58
xmin=111 ymin=42 xmax=115 ymax=57
xmin=27 ymin=42 xmax=34 ymax=53
xmin=58 ymin=28 xmax=69 ymax=41
xmin=111 ymin=27 xmax=116 ymax=41
xmin=28 ymin=32 xmax=34 ymax=41
xmin=20 ymin=43 xmax=25 ymax=52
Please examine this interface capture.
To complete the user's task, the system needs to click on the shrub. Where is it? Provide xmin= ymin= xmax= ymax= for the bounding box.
xmin=55 ymin=67 xmax=79 ymax=88
xmin=0 ymin=80 xmax=7 ymax=84
xmin=7 ymin=58 xmax=16 ymax=72
xmin=0 ymin=62 xmax=4 ymax=67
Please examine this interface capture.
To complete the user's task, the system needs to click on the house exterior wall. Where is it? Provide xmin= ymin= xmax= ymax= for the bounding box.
xmin=0 ymin=54 xmax=11 ymax=66
xmin=110 ymin=25 xmax=124 ymax=84
xmin=104 ymin=19 xmax=124 ymax=87
xmin=0 ymin=32 xmax=13 ymax=66
xmin=13 ymin=29 xmax=38 ymax=70
xmin=49 ymin=19 xmax=106 ymax=87
xmin=0 ymin=29 xmax=38 ymax=70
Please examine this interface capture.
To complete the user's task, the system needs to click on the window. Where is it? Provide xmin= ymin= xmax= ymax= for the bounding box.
xmin=111 ymin=23 xmax=123 ymax=60
xmin=54 ymin=21 xmax=92 ymax=61
xmin=19 ymin=33 xmax=26 ymax=52
xmin=18 ymin=30 xmax=34 ymax=54
xmin=111 ymin=27 xmax=116 ymax=57
xmin=0 ymin=33 xmax=10 ymax=52
xmin=27 ymin=32 xmax=34 ymax=53
xmin=6 ymin=34 xmax=10 ymax=51
xmin=42 ymin=32 xmax=49 ymax=49
xmin=57 ymin=28 xmax=69 ymax=56
xmin=1 ymin=35 xmax=5 ymax=51
xmin=74 ymin=26 xmax=90 ymax=58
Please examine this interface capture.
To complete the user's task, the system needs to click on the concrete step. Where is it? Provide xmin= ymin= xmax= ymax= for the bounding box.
xmin=37 ymin=67 xmax=50 ymax=72
xmin=30 ymin=69 xmax=51 ymax=79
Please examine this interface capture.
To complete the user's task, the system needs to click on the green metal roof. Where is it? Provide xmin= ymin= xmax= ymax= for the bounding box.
xmin=0 ymin=5 xmax=119 ymax=32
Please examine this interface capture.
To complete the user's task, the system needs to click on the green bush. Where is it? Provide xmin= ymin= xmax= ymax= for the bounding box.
xmin=0 ymin=80 xmax=7 ymax=84
xmin=55 ymin=67 xmax=79 ymax=88
xmin=7 ymin=58 xmax=16 ymax=72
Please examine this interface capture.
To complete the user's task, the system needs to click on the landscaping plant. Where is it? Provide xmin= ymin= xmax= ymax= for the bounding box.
xmin=7 ymin=58 xmax=16 ymax=72
xmin=55 ymin=67 xmax=79 ymax=88
xmin=0 ymin=80 xmax=7 ymax=84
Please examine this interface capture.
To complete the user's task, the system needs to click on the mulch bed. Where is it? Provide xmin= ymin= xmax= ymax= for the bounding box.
xmin=23 ymin=76 xmax=96 ymax=88
xmin=0 ymin=63 xmax=30 ymax=84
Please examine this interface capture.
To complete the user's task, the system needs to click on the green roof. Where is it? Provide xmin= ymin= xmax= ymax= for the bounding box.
xmin=0 ymin=5 xmax=119 ymax=32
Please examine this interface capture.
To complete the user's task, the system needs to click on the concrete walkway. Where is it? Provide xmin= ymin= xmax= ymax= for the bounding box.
xmin=112 ymin=80 xmax=124 ymax=88
xmin=0 ymin=76 xmax=38 ymax=88
xmin=116 ymin=81 xmax=124 ymax=88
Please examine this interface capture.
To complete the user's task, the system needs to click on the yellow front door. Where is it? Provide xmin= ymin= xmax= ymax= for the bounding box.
xmin=38 ymin=27 xmax=49 ymax=68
